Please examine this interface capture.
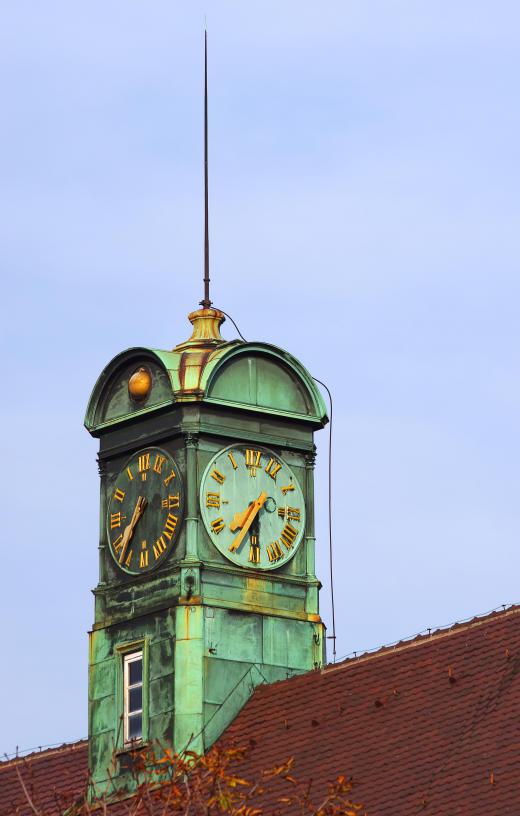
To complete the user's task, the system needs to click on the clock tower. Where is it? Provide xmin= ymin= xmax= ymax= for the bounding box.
xmin=85 ymin=306 xmax=328 ymax=793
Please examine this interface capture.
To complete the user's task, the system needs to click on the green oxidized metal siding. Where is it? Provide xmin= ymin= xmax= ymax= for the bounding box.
xmin=85 ymin=341 xmax=327 ymax=434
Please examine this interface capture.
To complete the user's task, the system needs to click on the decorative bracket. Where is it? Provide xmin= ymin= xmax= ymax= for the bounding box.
xmin=181 ymin=566 xmax=200 ymax=599
xmin=184 ymin=432 xmax=199 ymax=449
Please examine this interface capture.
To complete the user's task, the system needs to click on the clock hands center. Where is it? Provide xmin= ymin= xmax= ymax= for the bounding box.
xmin=119 ymin=496 xmax=148 ymax=564
xmin=228 ymin=491 xmax=268 ymax=553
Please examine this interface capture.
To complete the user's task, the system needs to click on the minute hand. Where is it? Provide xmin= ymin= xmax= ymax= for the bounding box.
xmin=228 ymin=492 xmax=267 ymax=553
xmin=119 ymin=496 xmax=147 ymax=564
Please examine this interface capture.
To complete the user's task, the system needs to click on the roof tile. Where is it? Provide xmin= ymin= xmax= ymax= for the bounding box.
xmin=3 ymin=605 xmax=520 ymax=814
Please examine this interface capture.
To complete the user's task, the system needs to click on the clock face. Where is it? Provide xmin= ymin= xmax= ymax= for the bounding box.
xmin=107 ymin=446 xmax=184 ymax=574
xmin=200 ymin=444 xmax=306 ymax=570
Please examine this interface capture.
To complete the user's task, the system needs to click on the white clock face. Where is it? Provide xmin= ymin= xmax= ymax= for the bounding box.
xmin=200 ymin=444 xmax=306 ymax=570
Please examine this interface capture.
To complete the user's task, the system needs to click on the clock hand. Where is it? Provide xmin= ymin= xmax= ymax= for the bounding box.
xmin=228 ymin=491 xmax=267 ymax=553
xmin=119 ymin=496 xmax=148 ymax=564
xmin=229 ymin=502 xmax=257 ymax=533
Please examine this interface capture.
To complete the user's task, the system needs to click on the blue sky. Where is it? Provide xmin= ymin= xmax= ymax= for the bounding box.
xmin=1 ymin=1 xmax=520 ymax=755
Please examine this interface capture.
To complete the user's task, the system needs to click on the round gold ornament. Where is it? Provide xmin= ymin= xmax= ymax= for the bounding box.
xmin=128 ymin=367 xmax=152 ymax=401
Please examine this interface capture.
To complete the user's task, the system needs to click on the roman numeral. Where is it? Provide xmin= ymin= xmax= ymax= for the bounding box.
xmin=281 ymin=484 xmax=295 ymax=495
xmin=110 ymin=512 xmax=122 ymax=529
xmin=206 ymin=491 xmax=221 ymax=509
xmin=163 ymin=468 xmax=176 ymax=486
xmin=153 ymin=454 xmax=166 ymax=474
xmin=162 ymin=493 xmax=180 ymax=509
xmin=138 ymin=453 xmax=150 ymax=472
xmin=163 ymin=513 xmax=178 ymax=540
xmin=139 ymin=550 xmax=149 ymax=569
xmin=114 ymin=488 xmax=125 ymax=503
xmin=228 ymin=452 xmax=238 ymax=469
xmin=138 ymin=454 xmax=150 ymax=480
xmin=265 ymin=458 xmax=282 ymax=481
xmin=112 ymin=534 xmax=124 ymax=553
xmin=280 ymin=522 xmax=298 ymax=550
xmin=249 ymin=535 xmax=260 ymax=563
xmin=211 ymin=517 xmax=225 ymax=534
xmin=126 ymin=467 xmax=134 ymax=481
xmin=267 ymin=541 xmax=283 ymax=562
xmin=124 ymin=549 xmax=133 ymax=568
xmin=245 ymin=449 xmax=262 ymax=467
xmin=277 ymin=506 xmax=301 ymax=521
xmin=211 ymin=469 xmax=225 ymax=485
xmin=153 ymin=535 xmax=167 ymax=560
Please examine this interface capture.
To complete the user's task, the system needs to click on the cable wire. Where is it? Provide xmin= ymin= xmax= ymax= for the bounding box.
xmin=213 ymin=307 xmax=248 ymax=342
xmin=312 ymin=376 xmax=336 ymax=662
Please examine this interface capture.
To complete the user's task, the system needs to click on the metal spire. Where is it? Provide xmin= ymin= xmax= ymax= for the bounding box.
xmin=201 ymin=29 xmax=212 ymax=308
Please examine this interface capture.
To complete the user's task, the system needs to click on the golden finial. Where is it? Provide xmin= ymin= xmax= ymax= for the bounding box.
xmin=174 ymin=308 xmax=225 ymax=350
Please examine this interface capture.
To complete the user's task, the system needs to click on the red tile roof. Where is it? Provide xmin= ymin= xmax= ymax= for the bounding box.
xmin=0 ymin=741 xmax=88 ymax=815
xmin=3 ymin=605 xmax=520 ymax=814
xmin=224 ymin=604 xmax=520 ymax=814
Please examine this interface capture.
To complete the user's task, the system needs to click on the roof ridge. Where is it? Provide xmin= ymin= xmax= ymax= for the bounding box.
xmin=0 ymin=739 xmax=88 ymax=769
xmin=323 ymin=603 xmax=520 ymax=674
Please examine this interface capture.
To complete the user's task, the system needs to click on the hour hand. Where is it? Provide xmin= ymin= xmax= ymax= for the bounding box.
xmin=230 ymin=504 xmax=255 ymax=533
xmin=228 ymin=492 xmax=267 ymax=553
xmin=134 ymin=496 xmax=148 ymax=523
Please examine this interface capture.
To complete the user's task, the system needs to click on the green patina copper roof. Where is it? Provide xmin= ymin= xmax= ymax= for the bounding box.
xmin=85 ymin=308 xmax=328 ymax=434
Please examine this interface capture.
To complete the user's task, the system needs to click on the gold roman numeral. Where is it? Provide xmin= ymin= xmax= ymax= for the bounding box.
xmin=206 ymin=491 xmax=221 ymax=509
xmin=110 ymin=512 xmax=122 ymax=529
xmin=139 ymin=550 xmax=149 ymax=569
xmin=245 ymin=449 xmax=262 ymax=467
xmin=211 ymin=469 xmax=225 ymax=485
xmin=281 ymin=483 xmax=295 ymax=495
xmin=245 ymin=449 xmax=262 ymax=477
xmin=124 ymin=549 xmax=133 ymax=568
xmin=163 ymin=468 xmax=176 ymax=486
xmin=153 ymin=454 xmax=166 ymax=474
xmin=267 ymin=541 xmax=283 ymax=562
xmin=249 ymin=535 xmax=260 ymax=563
xmin=280 ymin=522 xmax=298 ymax=549
xmin=228 ymin=452 xmax=238 ymax=470
xmin=138 ymin=453 xmax=150 ymax=480
xmin=153 ymin=535 xmax=167 ymax=560
xmin=277 ymin=506 xmax=301 ymax=521
xmin=112 ymin=534 xmax=124 ymax=553
xmin=163 ymin=513 xmax=178 ymax=540
xmin=114 ymin=488 xmax=125 ymax=503
xmin=138 ymin=453 xmax=150 ymax=471
xmin=162 ymin=493 xmax=180 ymax=509
xmin=249 ymin=534 xmax=260 ymax=563
xmin=126 ymin=467 xmax=134 ymax=481
xmin=211 ymin=517 xmax=225 ymax=534
xmin=265 ymin=458 xmax=282 ymax=481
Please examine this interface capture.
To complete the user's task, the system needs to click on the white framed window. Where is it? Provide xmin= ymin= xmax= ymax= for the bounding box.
xmin=123 ymin=651 xmax=143 ymax=744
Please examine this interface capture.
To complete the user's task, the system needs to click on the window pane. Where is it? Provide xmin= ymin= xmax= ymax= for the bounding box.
xmin=128 ymin=713 xmax=142 ymax=740
xmin=129 ymin=659 xmax=142 ymax=686
xmin=129 ymin=686 xmax=142 ymax=713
